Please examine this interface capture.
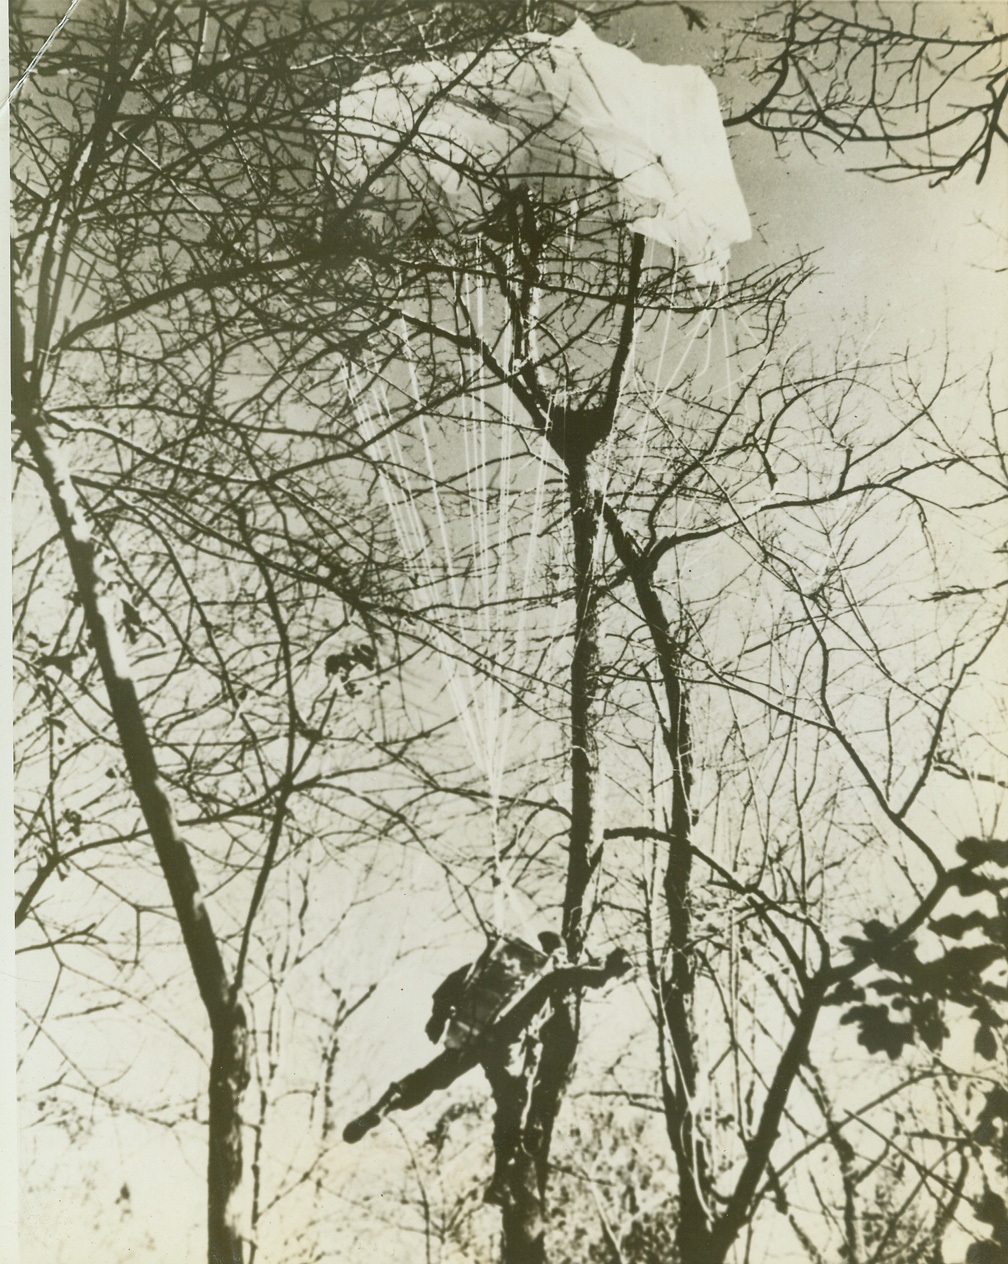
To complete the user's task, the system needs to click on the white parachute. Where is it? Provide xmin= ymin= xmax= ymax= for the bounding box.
xmin=320 ymin=22 xmax=751 ymax=929
xmin=318 ymin=19 xmax=750 ymax=286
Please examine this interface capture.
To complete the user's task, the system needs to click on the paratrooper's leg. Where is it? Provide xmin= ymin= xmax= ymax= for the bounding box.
xmin=343 ymin=1045 xmax=477 ymax=1143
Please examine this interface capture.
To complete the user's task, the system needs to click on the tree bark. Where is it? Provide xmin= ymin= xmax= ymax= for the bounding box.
xmin=562 ymin=453 xmax=603 ymax=956
xmin=487 ymin=451 xmax=601 ymax=1264
xmin=486 ymin=235 xmax=644 ymax=1264
xmin=209 ymin=1012 xmax=251 ymax=1264
xmin=14 ymin=385 xmax=249 ymax=1264
xmin=602 ymin=511 xmax=712 ymax=1254
xmin=486 ymin=955 xmax=629 ymax=1264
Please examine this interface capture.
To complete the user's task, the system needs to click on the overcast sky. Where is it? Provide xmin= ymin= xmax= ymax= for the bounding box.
xmin=8 ymin=5 xmax=1006 ymax=1262
xmin=615 ymin=2 xmax=1006 ymax=378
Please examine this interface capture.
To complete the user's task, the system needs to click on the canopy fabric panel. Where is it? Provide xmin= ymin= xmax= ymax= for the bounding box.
xmin=318 ymin=20 xmax=751 ymax=285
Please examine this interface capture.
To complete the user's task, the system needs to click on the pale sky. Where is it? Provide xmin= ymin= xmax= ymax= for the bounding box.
xmin=8 ymin=5 xmax=1007 ymax=1263
xmin=625 ymin=2 xmax=1007 ymax=375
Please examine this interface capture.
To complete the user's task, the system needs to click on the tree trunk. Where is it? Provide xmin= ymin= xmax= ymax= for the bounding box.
xmin=485 ymin=1053 xmax=547 ymax=1264
xmin=488 ymin=1002 xmax=579 ymax=1264
xmin=492 ymin=455 xmax=601 ymax=1264
xmin=500 ymin=1177 xmax=547 ymax=1264
xmin=14 ymin=389 xmax=248 ymax=1264
xmin=601 ymin=510 xmax=712 ymax=1249
xmin=563 ymin=453 xmax=602 ymax=957
xmin=209 ymin=1009 xmax=250 ymax=1264
xmin=486 ymin=234 xmax=643 ymax=1264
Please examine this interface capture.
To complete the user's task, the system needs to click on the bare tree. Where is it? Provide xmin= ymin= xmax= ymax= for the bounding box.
xmin=12 ymin=5 xmax=1006 ymax=1264
xmin=325 ymin=55 xmax=1005 ymax=1254
xmin=12 ymin=2 xmax=555 ymax=1260
xmin=719 ymin=1 xmax=1007 ymax=183
xmin=598 ymin=334 xmax=1007 ymax=1264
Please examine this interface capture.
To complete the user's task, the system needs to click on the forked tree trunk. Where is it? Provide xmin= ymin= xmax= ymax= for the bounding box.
xmin=491 ymin=454 xmax=602 ymax=1264
xmin=603 ymin=515 xmax=844 ymax=1264
xmin=488 ymin=236 xmax=644 ymax=1264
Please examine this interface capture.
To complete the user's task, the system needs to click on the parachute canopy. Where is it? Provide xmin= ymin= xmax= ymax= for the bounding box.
xmin=319 ymin=20 xmax=751 ymax=285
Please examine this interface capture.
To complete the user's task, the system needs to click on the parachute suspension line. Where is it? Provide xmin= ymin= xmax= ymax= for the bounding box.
xmin=349 ymin=369 xmax=444 ymax=699
xmin=394 ymin=317 xmax=507 ymax=802
xmin=649 ymin=310 xmax=677 ymax=410
xmin=697 ymin=299 xmax=717 ymax=382
xmin=445 ymin=248 xmax=553 ymax=934
xmin=481 ymin=236 xmax=570 ymax=935
xmin=480 ymin=261 xmax=509 ymax=799
xmin=720 ymin=293 xmax=736 ymax=413
xmin=492 ymin=423 xmax=554 ymax=864
xmin=618 ymin=244 xmax=663 ymax=486
xmin=516 ymin=428 xmax=553 ymax=650
xmin=512 ymin=397 xmax=572 ymax=813
xmin=351 ymin=365 xmax=486 ymax=771
xmin=398 ymin=319 xmax=467 ymax=626
xmin=625 ymin=240 xmax=688 ymax=484
xmin=458 ymin=270 xmax=493 ymax=732
xmin=626 ymin=244 xmax=731 ymax=494
xmin=471 ymin=255 xmax=510 ymax=928
xmin=646 ymin=239 xmax=685 ymax=410
xmin=485 ymin=226 xmax=564 ymax=930
xmin=477 ymin=260 xmax=509 ymax=924
xmin=654 ymin=241 xmax=724 ymax=412
xmin=459 ymin=273 xmax=501 ymax=827
xmin=627 ymin=294 xmax=718 ymax=494
xmin=597 ymin=307 xmax=639 ymax=501
xmin=564 ymin=197 xmax=577 ymax=266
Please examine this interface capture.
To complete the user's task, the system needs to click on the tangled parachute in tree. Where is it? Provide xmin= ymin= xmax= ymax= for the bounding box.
xmin=317 ymin=19 xmax=750 ymax=286
xmin=313 ymin=21 xmax=753 ymax=935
